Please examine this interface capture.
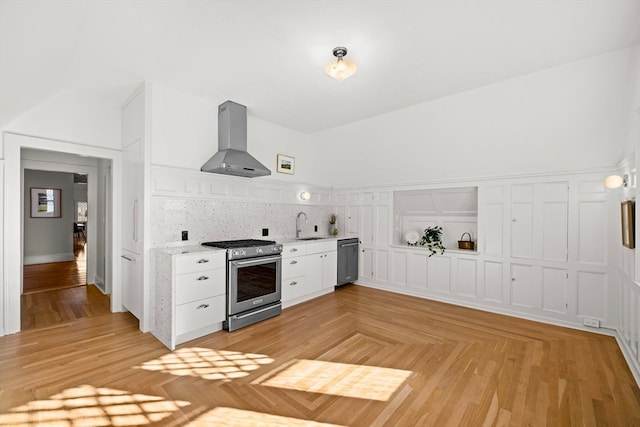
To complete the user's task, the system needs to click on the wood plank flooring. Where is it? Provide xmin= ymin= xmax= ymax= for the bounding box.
xmin=2 ymin=285 xmax=639 ymax=426
xmin=22 ymin=236 xmax=86 ymax=294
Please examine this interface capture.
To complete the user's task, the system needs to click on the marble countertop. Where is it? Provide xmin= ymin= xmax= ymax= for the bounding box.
xmin=277 ymin=236 xmax=339 ymax=244
xmin=158 ymin=245 xmax=225 ymax=255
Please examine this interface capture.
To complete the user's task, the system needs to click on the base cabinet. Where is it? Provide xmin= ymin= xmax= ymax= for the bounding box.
xmin=282 ymin=243 xmax=308 ymax=303
xmin=282 ymin=240 xmax=337 ymax=307
xmin=153 ymin=248 xmax=226 ymax=350
xmin=306 ymin=241 xmax=338 ymax=293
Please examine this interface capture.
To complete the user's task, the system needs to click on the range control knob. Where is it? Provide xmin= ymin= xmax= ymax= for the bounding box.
xmin=256 ymin=248 xmax=263 ymax=254
xmin=241 ymin=250 xmax=247 ymax=256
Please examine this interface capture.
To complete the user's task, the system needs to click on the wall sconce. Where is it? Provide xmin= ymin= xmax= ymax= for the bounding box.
xmin=300 ymin=191 xmax=311 ymax=201
xmin=605 ymin=174 xmax=628 ymax=189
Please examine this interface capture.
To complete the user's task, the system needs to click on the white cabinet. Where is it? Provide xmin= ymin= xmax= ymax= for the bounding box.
xmin=510 ymin=182 xmax=568 ymax=261
xmin=121 ymin=85 xmax=148 ymax=327
xmin=306 ymin=241 xmax=337 ymax=292
xmin=282 ymin=243 xmax=307 ymax=303
xmin=121 ymin=249 xmax=142 ymax=319
xmin=281 ymin=240 xmax=337 ymax=307
xmin=360 ymin=247 xmax=374 ymax=280
xmin=153 ymin=249 xmax=226 ymax=350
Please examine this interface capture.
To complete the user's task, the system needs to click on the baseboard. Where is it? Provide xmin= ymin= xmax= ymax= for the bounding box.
xmin=615 ymin=331 xmax=640 ymax=388
xmin=94 ymin=275 xmax=106 ymax=293
xmin=24 ymin=253 xmax=74 ymax=265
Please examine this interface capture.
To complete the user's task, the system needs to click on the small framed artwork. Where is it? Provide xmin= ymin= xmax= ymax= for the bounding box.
xmin=277 ymin=154 xmax=295 ymax=175
xmin=30 ymin=188 xmax=62 ymax=218
xmin=621 ymin=200 xmax=635 ymax=249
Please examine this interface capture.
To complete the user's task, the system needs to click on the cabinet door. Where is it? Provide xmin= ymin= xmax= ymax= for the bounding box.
xmin=347 ymin=205 xmax=359 ymax=236
xmin=121 ymin=250 xmax=142 ymax=319
xmin=121 ymin=139 xmax=143 ymax=254
xmin=360 ymin=248 xmax=374 ymax=280
xmin=323 ymin=251 xmax=338 ymax=288
xmin=306 ymin=253 xmax=323 ymax=294
xmin=360 ymin=205 xmax=374 ymax=245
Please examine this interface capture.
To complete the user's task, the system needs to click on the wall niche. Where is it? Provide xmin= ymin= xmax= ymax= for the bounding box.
xmin=393 ymin=186 xmax=478 ymax=251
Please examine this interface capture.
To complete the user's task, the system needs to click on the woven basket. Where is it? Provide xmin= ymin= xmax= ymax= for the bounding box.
xmin=458 ymin=232 xmax=475 ymax=250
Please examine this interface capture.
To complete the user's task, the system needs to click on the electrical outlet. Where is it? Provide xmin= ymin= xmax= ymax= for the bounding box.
xmin=262 ymin=228 xmax=268 ymax=236
xmin=181 ymin=230 xmax=188 ymax=241
xmin=314 ymin=225 xmax=318 ymax=232
xmin=583 ymin=318 xmax=600 ymax=328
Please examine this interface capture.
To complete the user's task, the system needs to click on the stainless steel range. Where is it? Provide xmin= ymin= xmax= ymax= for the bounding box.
xmin=202 ymin=239 xmax=283 ymax=331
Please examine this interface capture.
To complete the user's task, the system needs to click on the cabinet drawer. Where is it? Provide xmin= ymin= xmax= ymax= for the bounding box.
xmin=306 ymin=240 xmax=337 ymax=254
xmin=175 ymin=268 xmax=226 ymax=305
xmin=176 ymin=252 xmax=225 ymax=274
xmin=282 ymin=244 xmax=307 ymax=258
xmin=282 ymin=256 xmax=306 ymax=279
xmin=282 ymin=276 xmax=306 ymax=302
xmin=176 ymin=295 xmax=225 ymax=336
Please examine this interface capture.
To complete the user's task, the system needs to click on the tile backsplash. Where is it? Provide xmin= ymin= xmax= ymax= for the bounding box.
xmin=151 ymin=197 xmax=335 ymax=248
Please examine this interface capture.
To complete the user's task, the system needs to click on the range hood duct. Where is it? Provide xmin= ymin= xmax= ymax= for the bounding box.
xmin=200 ymin=101 xmax=271 ymax=178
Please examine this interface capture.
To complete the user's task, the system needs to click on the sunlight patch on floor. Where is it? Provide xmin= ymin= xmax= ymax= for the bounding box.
xmin=0 ymin=385 xmax=189 ymax=426
xmin=135 ymin=347 xmax=274 ymax=381
xmin=186 ymin=407 xmax=346 ymax=426
xmin=253 ymin=359 xmax=412 ymax=401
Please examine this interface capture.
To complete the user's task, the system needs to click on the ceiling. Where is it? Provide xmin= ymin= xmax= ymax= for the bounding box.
xmin=1 ymin=0 xmax=639 ymax=134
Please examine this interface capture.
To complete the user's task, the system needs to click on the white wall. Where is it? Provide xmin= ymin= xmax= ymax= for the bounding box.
xmin=149 ymin=85 xmax=330 ymax=186
xmin=316 ymin=48 xmax=632 ymax=188
xmin=1 ymin=90 xmax=121 ymax=152
xmin=23 ymin=170 xmax=75 ymax=264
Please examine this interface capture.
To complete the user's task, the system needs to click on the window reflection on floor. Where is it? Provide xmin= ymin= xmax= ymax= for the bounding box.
xmin=135 ymin=347 xmax=274 ymax=381
xmin=0 ymin=385 xmax=189 ymax=426
xmin=253 ymin=359 xmax=412 ymax=401
xmin=187 ymin=407 xmax=346 ymax=427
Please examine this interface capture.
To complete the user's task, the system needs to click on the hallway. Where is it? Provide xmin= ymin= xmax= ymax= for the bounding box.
xmin=21 ymin=236 xmax=109 ymax=330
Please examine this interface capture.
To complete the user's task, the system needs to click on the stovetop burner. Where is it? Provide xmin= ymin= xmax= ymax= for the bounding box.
xmin=202 ymin=239 xmax=277 ymax=249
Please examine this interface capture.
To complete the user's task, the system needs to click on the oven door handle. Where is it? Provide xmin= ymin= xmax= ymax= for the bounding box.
xmin=232 ymin=255 xmax=281 ymax=267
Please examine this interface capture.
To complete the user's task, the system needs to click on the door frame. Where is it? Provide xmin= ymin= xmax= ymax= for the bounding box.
xmin=2 ymin=132 xmax=122 ymax=336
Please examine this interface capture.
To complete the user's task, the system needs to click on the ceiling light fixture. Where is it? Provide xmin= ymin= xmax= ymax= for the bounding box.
xmin=325 ymin=47 xmax=357 ymax=81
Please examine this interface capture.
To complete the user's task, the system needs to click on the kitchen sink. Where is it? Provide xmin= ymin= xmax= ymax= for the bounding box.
xmin=296 ymin=237 xmax=325 ymax=241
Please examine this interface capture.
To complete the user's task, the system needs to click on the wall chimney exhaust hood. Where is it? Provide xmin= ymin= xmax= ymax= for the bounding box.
xmin=200 ymin=101 xmax=271 ymax=178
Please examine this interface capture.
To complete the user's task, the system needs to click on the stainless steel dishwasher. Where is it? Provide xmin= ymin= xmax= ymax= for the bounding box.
xmin=337 ymin=238 xmax=359 ymax=286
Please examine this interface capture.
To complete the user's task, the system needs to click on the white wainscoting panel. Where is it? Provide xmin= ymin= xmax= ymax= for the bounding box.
xmin=457 ymin=258 xmax=478 ymax=298
xmin=578 ymin=201 xmax=607 ymax=265
xmin=484 ymin=261 xmax=504 ymax=303
xmin=391 ymin=251 xmax=407 ymax=286
xmin=376 ymin=250 xmax=389 ymax=282
xmin=428 ymin=256 xmax=451 ymax=294
xmin=483 ymin=204 xmax=504 ymax=256
xmin=542 ymin=202 xmax=568 ymax=261
xmin=577 ymin=271 xmax=606 ymax=320
xmin=407 ymin=252 xmax=427 ymax=289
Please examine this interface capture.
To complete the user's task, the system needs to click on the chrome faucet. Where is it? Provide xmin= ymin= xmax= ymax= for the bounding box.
xmin=296 ymin=212 xmax=307 ymax=238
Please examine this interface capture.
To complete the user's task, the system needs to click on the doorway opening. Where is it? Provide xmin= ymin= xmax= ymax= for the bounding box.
xmin=18 ymin=153 xmax=113 ymax=331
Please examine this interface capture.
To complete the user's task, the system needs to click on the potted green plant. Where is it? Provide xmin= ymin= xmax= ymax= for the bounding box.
xmin=420 ymin=226 xmax=445 ymax=257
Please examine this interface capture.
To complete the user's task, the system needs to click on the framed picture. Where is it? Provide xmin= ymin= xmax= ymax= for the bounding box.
xmin=277 ymin=154 xmax=295 ymax=175
xmin=621 ymin=200 xmax=635 ymax=249
xmin=30 ymin=188 xmax=62 ymax=218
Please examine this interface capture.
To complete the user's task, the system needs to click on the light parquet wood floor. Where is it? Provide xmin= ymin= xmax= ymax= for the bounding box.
xmin=2 ymin=285 xmax=639 ymax=426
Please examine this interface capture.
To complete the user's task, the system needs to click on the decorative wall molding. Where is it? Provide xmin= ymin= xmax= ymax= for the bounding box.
xmin=151 ymin=165 xmax=334 ymax=206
